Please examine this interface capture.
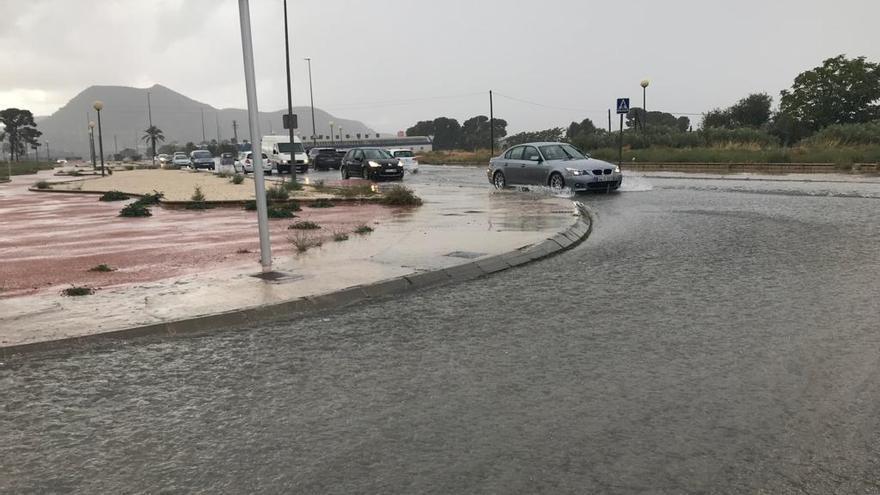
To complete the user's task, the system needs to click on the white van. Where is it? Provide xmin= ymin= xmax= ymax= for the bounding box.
xmin=262 ymin=135 xmax=309 ymax=173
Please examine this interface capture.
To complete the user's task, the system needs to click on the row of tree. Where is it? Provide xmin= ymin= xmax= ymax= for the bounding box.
xmin=407 ymin=55 xmax=880 ymax=152
xmin=406 ymin=115 xmax=508 ymax=150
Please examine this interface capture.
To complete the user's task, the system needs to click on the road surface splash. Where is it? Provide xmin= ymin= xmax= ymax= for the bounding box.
xmin=619 ymin=172 xmax=653 ymax=192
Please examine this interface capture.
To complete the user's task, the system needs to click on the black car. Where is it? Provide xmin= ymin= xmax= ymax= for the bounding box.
xmin=190 ymin=150 xmax=215 ymax=170
xmin=219 ymin=152 xmax=235 ymax=167
xmin=340 ymin=148 xmax=403 ymax=181
xmin=308 ymin=147 xmax=341 ymax=170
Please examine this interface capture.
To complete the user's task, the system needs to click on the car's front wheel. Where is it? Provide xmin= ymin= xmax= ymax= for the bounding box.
xmin=341 ymin=167 xmax=349 ymax=180
xmin=549 ymin=173 xmax=565 ymax=190
xmin=492 ymin=171 xmax=506 ymax=189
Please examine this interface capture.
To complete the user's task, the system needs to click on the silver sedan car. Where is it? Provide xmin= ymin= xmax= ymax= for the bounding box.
xmin=487 ymin=142 xmax=622 ymax=192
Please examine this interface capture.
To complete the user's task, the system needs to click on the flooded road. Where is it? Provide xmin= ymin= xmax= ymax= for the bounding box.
xmin=3 ymin=168 xmax=880 ymax=493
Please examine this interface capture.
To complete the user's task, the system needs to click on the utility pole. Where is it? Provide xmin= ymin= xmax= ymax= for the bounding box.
xmin=232 ymin=120 xmax=239 ymax=145
xmin=237 ymin=0 xmax=272 ymax=273
xmin=283 ymin=0 xmax=297 ymax=180
xmin=215 ymin=113 xmax=221 ymax=141
xmin=114 ymin=134 xmax=118 ymax=159
xmin=147 ymin=91 xmax=155 ymax=166
xmin=304 ymin=57 xmax=317 ymax=147
xmin=200 ymin=108 xmax=206 ymax=144
xmin=489 ymin=90 xmax=495 ymax=156
xmin=608 ymin=109 xmax=612 ymax=133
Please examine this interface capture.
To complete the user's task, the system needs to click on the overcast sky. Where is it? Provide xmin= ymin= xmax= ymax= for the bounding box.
xmin=2 ymin=0 xmax=879 ymax=133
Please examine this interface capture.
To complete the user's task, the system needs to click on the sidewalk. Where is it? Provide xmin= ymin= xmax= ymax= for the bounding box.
xmin=1 ymin=173 xmax=581 ymax=351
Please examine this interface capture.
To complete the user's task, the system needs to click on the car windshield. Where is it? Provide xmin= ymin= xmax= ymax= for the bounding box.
xmin=278 ymin=142 xmax=305 ymax=153
xmin=539 ymin=144 xmax=587 ymax=160
xmin=363 ymin=149 xmax=393 ymax=159
xmin=192 ymin=151 xmax=211 ymax=159
xmin=317 ymin=149 xmax=335 ymax=155
xmin=393 ymin=150 xmax=414 ymax=158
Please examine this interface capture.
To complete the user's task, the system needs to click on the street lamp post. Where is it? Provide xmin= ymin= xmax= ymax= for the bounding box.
xmin=640 ymin=79 xmax=650 ymax=131
xmin=88 ymin=121 xmax=97 ymax=170
xmin=304 ymin=57 xmax=317 ymax=147
xmin=45 ymin=141 xmax=50 ymax=162
xmin=339 ymin=126 xmax=344 ymax=143
xmin=93 ymin=101 xmax=106 ymax=176
xmin=329 ymin=121 xmax=334 ymax=145
xmin=282 ymin=0 xmax=296 ymax=182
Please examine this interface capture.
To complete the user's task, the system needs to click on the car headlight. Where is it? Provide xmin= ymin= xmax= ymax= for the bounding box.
xmin=614 ymin=165 xmax=621 ymax=173
xmin=566 ymin=167 xmax=587 ymax=176
xmin=368 ymin=161 xmax=381 ymax=168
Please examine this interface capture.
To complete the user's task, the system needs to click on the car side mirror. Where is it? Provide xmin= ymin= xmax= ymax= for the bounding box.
xmin=530 ymin=156 xmax=541 ymax=162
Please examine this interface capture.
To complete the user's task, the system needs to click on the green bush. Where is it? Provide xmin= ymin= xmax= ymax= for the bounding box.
xmin=288 ymin=220 xmax=320 ymax=230
xmin=186 ymin=186 xmax=212 ymax=209
xmin=34 ymin=180 xmax=51 ymax=189
xmin=354 ymin=224 xmax=374 ymax=234
xmin=88 ymin=264 xmax=115 ymax=272
xmin=62 ymin=286 xmax=94 ymax=296
xmin=137 ymin=191 xmax=164 ymax=205
xmin=119 ymin=202 xmax=152 ymax=217
xmin=334 ymin=183 xmax=378 ymax=198
xmin=99 ymin=190 xmax=129 ymax=201
xmin=266 ymin=185 xmax=289 ymax=201
xmin=244 ymin=200 xmax=257 ymax=211
xmin=381 ymin=185 xmax=423 ymax=206
xmin=333 ymin=232 xmax=349 ymax=242
xmin=217 ymin=171 xmax=230 ymax=179
xmin=282 ymin=180 xmax=303 ymax=191
xmin=267 ymin=206 xmax=296 ymax=218
xmin=804 ymin=121 xmax=880 ymax=146
xmin=231 ymin=173 xmax=245 ymax=184
xmin=308 ymin=198 xmax=335 ymax=208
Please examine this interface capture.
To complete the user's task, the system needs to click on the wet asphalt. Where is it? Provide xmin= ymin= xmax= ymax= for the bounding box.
xmin=2 ymin=167 xmax=880 ymax=493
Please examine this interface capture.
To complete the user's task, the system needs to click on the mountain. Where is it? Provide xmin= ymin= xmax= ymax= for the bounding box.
xmin=35 ymin=84 xmax=376 ymax=157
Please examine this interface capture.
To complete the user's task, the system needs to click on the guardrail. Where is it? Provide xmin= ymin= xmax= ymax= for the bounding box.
xmin=620 ymin=162 xmax=879 ymax=173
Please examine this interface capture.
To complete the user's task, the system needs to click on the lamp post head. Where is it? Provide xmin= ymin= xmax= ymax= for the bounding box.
xmin=640 ymin=80 xmax=650 ymax=89
xmin=88 ymin=121 xmax=96 ymax=129
xmin=329 ymin=121 xmax=334 ymax=126
xmin=93 ymin=100 xmax=104 ymax=111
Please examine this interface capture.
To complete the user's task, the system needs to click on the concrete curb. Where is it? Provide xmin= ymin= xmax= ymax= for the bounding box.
xmin=1 ymin=202 xmax=593 ymax=357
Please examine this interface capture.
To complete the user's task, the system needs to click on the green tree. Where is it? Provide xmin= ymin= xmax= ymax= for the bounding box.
xmin=431 ymin=117 xmax=461 ymax=150
xmin=703 ymin=93 xmax=772 ymax=129
xmin=566 ymin=118 xmax=597 ymax=140
xmin=626 ymin=108 xmax=689 ymax=131
xmin=505 ymin=128 xmax=565 ymax=147
xmin=141 ymin=125 xmax=165 ymax=159
xmin=460 ymin=115 xmax=507 ymax=150
xmin=0 ymin=108 xmax=41 ymax=161
xmin=406 ymin=120 xmax=434 ymax=137
xmin=779 ymin=55 xmax=880 ymax=131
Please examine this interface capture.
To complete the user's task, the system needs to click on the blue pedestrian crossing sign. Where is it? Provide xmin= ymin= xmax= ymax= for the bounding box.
xmin=616 ymin=98 xmax=630 ymax=114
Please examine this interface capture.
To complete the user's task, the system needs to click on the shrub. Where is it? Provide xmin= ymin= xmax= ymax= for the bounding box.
xmin=354 ymin=224 xmax=374 ymax=234
xmin=99 ymin=190 xmax=129 ymax=201
xmin=137 ymin=191 xmax=164 ymax=205
xmin=334 ymin=183 xmax=378 ymax=198
xmin=88 ymin=264 xmax=115 ymax=272
xmin=62 ymin=286 xmax=94 ymax=296
xmin=243 ymin=200 xmax=257 ymax=211
xmin=124 ymin=165 xmax=135 ymax=171
xmin=289 ymin=231 xmax=322 ymax=253
xmin=308 ymin=198 xmax=335 ymax=208
xmin=312 ymin=179 xmax=328 ymax=191
xmin=119 ymin=202 xmax=152 ymax=217
xmin=804 ymin=121 xmax=880 ymax=146
xmin=282 ymin=180 xmax=303 ymax=191
xmin=288 ymin=220 xmax=320 ymax=230
xmin=231 ymin=173 xmax=245 ymax=184
xmin=381 ymin=185 xmax=423 ymax=206
xmin=186 ymin=186 xmax=212 ymax=209
xmin=235 ymin=248 xmax=251 ymax=254
xmin=333 ymin=232 xmax=349 ymax=242
xmin=266 ymin=185 xmax=290 ymax=201
xmin=267 ymin=206 xmax=296 ymax=218
xmin=68 ymin=169 xmax=82 ymax=176
xmin=217 ymin=171 xmax=230 ymax=178
xmin=34 ymin=180 xmax=50 ymax=189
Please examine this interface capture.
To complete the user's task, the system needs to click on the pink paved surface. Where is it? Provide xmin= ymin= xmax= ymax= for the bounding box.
xmin=0 ymin=174 xmax=388 ymax=298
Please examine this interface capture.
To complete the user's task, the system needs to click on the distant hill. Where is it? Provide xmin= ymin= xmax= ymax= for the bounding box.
xmin=34 ymin=84 xmax=376 ymax=157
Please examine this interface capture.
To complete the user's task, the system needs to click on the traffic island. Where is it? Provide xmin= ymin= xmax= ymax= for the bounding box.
xmin=0 ymin=178 xmax=589 ymax=355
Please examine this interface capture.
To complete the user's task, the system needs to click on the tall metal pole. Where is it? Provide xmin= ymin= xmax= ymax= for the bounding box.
xmin=215 ymin=113 xmax=221 ymax=141
xmin=329 ymin=122 xmax=334 ymax=145
xmin=642 ymin=86 xmax=647 ymax=131
xmin=283 ymin=0 xmax=297 ymax=181
xmin=114 ymin=134 xmax=118 ymax=159
xmin=232 ymin=120 xmax=239 ymax=144
xmin=618 ymin=113 xmax=624 ymax=167
xmin=305 ymin=57 xmax=317 ymax=147
xmin=96 ymin=109 xmax=105 ymax=176
xmin=88 ymin=123 xmax=96 ymax=170
xmin=46 ymin=141 xmax=50 ymax=162
xmin=489 ymin=90 xmax=495 ymax=155
xmin=608 ymin=109 xmax=612 ymax=132
xmin=147 ymin=91 xmax=155 ymax=167
xmin=200 ymin=108 xmax=206 ymax=144
xmin=237 ymin=0 xmax=272 ymax=273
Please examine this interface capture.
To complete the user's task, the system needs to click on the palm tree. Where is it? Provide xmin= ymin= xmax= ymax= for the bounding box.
xmin=141 ymin=125 xmax=165 ymax=160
